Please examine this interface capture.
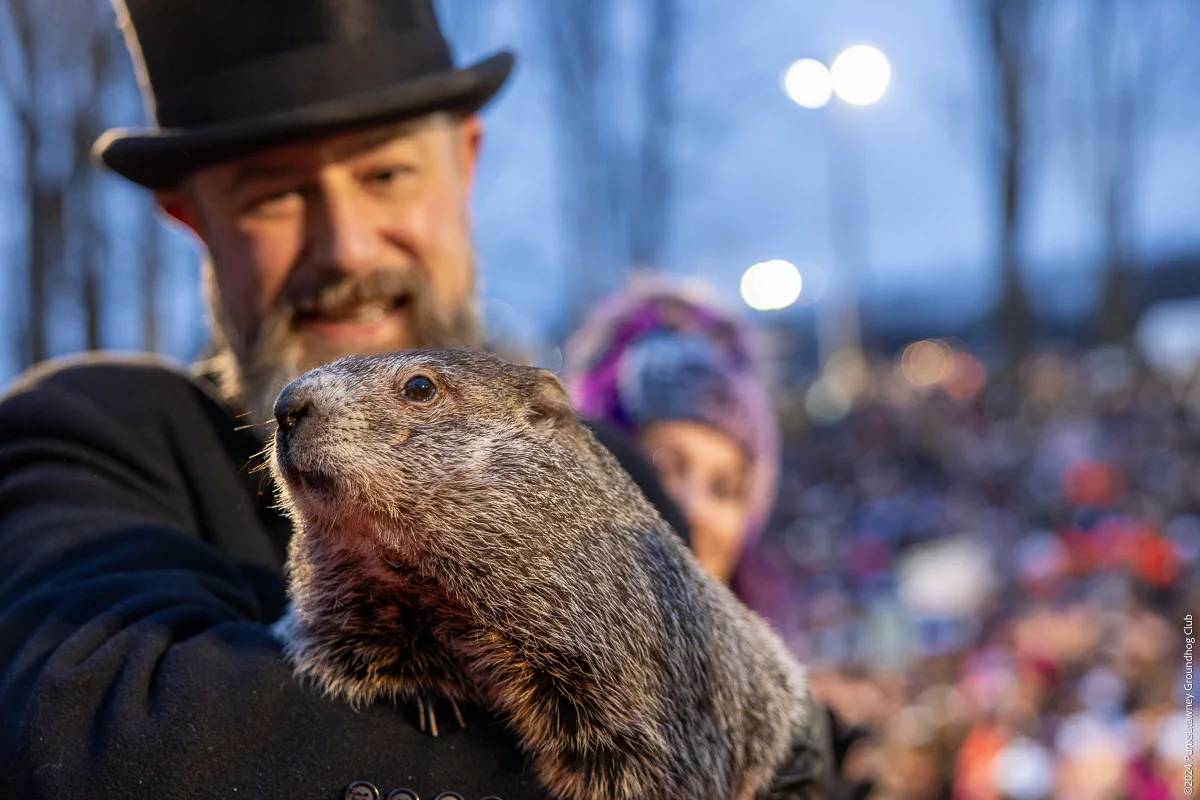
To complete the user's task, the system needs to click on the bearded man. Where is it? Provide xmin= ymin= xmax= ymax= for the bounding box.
xmin=0 ymin=1 xmax=830 ymax=798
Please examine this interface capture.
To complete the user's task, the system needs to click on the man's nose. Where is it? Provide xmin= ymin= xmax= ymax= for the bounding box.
xmin=307 ymin=184 xmax=383 ymax=275
xmin=274 ymin=381 xmax=315 ymax=435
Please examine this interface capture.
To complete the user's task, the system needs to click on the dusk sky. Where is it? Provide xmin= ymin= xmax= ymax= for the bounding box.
xmin=454 ymin=0 xmax=1200 ymax=341
xmin=0 ymin=1 xmax=1197 ymax=379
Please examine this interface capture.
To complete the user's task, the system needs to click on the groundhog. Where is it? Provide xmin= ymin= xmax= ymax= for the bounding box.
xmin=269 ymin=349 xmax=829 ymax=799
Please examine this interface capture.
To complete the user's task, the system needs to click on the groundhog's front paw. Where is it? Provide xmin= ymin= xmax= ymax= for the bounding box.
xmin=271 ymin=605 xmax=472 ymax=735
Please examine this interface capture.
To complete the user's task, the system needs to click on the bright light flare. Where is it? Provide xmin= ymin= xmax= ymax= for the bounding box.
xmin=831 ymin=44 xmax=891 ymax=106
xmin=740 ymin=259 xmax=803 ymax=311
xmin=782 ymin=58 xmax=833 ymax=109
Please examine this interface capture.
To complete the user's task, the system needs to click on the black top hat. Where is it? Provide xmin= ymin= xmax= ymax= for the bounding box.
xmin=95 ymin=0 xmax=514 ymax=189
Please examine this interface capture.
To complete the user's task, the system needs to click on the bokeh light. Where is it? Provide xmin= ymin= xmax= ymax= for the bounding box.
xmin=942 ymin=351 xmax=987 ymax=401
xmin=782 ymin=58 xmax=833 ymax=109
xmin=899 ymin=339 xmax=952 ymax=387
xmin=826 ymin=348 xmax=871 ymax=399
xmin=898 ymin=537 xmax=996 ymax=617
xmin=740 ymin=259 xmax=803 ymax=311
xmin=830 ymin=44 xmax=891 ymax=106
xmin=805 ymin=375 xmax=854 ymax=425
xmin=805 ymin=349 xmax=869 ymax=425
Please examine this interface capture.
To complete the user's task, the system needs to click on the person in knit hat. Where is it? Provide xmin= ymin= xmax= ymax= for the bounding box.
xmin=565 ymin=277 xmax=780 ymax=587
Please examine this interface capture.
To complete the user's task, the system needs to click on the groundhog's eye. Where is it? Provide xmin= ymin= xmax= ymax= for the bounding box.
xmin=401 ymin=375 xmax=437 ymax=403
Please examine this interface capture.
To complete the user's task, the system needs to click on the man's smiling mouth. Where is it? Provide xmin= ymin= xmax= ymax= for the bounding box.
xmin=294 ymin=294 xmax=412 ymax=326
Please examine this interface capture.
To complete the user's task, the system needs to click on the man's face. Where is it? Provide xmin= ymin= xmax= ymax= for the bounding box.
xmin=164 ymin=113 xmax=484 ymax=423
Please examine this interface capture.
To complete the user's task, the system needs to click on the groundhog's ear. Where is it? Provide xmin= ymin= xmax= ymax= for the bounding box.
xmin=524 ymin=369 xmax=575 ymax=429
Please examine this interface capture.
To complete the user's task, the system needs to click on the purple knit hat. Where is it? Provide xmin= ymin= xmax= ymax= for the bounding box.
xmin=564 ymin=277 xmax=780 ymax=551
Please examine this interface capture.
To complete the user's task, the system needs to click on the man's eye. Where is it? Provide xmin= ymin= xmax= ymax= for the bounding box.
xmin=365 ymin=166 xmax=414 ymax=186
xmin=244 ymin=189 xmax=301 ymax=216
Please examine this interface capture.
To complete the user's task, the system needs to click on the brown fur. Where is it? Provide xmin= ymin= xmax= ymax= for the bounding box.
xmin=270 ymin=349 xmax=829 ymax=799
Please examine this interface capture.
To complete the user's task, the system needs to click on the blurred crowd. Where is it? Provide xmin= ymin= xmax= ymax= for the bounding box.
xmin=751 ymin=344 xmax=1198 ymax=799
xmin=558 ymin=278 xmax=1193 ymax=798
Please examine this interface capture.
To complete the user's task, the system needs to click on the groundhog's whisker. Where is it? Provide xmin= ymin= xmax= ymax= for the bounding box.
xmin=242 ymin=441 xmax=276 ymax=475
xmin=233 ymin=418 xmax=278 ymax=433
xmin=247 ymin=460 xmax=272 ymax=476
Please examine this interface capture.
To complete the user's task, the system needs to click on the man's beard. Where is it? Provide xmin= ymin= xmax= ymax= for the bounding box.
xmin=202 ymin=262 xmax=483 ymax=429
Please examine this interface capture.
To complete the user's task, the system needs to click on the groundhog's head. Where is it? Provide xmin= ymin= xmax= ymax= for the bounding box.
xmin=270 ymin=349 xmax=599 ymax=552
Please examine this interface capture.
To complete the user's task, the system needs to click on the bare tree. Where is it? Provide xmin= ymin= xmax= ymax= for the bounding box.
xmin=0 ymin=0 xmax=159 ymax=366
xmin=1 ymin=0 xmax=124 ymax=364
xmin=628 ymin=0 xmax=679 ymax=270
xmin=528 ymin=0 xmax=682 ymax=331
xmin=69 ymin=0 xmax=121 ymax=351
xmin=530 ymin=0 xmax=621 ymax=328
xmin=2 ymin=0 xmax=62 ymax=366
xmin=970 ymin=0 xmax=1045 ymax=364
xmin=1061 ymin=0 xmax=1197 ymax=343
xmin=969 ymin=0 xmax=1199 ymax=350
xmin=138 ymin=207 xmax=166 ymax=352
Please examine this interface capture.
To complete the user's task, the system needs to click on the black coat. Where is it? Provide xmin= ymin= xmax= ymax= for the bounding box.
xmin=0 ymin=353 xmax=691 ymax=800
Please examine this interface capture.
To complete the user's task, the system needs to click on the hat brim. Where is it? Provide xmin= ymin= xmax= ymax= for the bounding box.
xmin=95 ymin=51 xmax=514 ymax=190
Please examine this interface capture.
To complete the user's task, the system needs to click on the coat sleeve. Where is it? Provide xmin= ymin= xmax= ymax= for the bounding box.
xmin=0 ymin=357 xmax=548 ymax=800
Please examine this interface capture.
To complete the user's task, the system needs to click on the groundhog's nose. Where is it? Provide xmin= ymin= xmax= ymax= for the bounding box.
xmin=274 ymin=383 xmax=313 ymax=435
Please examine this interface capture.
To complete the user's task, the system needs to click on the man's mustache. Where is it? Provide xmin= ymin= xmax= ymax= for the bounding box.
xmin=280 ymin=269 xmax=429 ymax=324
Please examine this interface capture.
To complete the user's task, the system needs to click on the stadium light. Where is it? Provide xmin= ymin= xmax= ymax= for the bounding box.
xmin=740 ymin=259 xmax=803 ymax=311
xmin=782 ymin=58 xmax=833 ymax=109
xmin=830 ymin=44 xmax=891 ymax=106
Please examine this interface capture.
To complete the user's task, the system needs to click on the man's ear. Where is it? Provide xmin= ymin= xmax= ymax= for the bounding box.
xmin=524 ymin=369 xmax=575 ymax=430
xmin=155 ymin=189 xmax=201 ymax=237
xmin=455 ymin=114 xmax=484 ymax=202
